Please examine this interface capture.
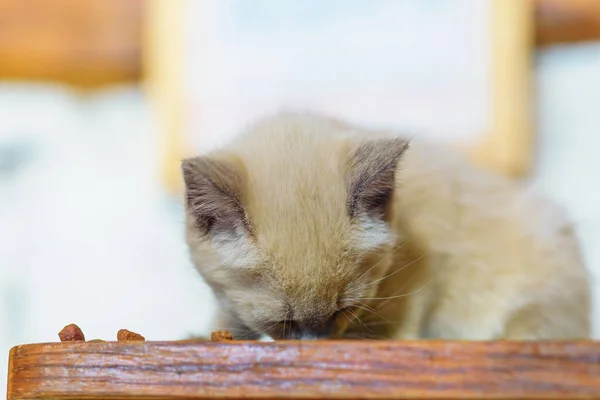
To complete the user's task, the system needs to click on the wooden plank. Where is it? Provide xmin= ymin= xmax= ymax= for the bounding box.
xmin=7 ymin=340 xmax=600 ymax=399
xmin=0 ymin=0 xmax=143 ymax=88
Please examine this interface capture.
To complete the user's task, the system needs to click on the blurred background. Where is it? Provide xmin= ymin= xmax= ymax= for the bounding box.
xmin=1 ymin=0 xmax=600 ymax=393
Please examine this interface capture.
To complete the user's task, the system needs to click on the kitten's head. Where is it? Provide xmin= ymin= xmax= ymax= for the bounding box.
xmin=182 ymin=115 xmax=409 ymax=339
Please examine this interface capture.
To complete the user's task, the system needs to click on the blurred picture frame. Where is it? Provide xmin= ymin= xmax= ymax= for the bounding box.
xmin=144 ymin=0 xmax=534 ymax=196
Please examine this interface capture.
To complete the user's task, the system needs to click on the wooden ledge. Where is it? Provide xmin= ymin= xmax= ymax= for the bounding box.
xmin=7 ymin=340 xmax=600 ymax=399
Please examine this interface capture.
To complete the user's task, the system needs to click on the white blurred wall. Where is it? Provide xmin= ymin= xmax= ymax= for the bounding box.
xmin=185 ymin=0 xmax=491 ymax=153
xmin=534 ymin=43 xmax=600 ymax=336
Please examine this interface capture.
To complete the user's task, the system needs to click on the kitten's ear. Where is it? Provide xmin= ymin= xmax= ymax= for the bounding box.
xmin=347 ymin=138 xmax=409 ymax=219
xmin=182 ymin=155 xmax=250 ymax=235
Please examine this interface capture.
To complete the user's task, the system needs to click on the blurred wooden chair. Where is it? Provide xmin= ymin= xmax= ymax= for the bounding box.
xmin=0 ymin=0 xmax=143 ymax=87
xmin=536 ymin=0 xmax=600 ymax=46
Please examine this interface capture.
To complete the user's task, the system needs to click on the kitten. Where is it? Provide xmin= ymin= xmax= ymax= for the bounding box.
xmin=182 ymin=112 xmax=591 ymax=340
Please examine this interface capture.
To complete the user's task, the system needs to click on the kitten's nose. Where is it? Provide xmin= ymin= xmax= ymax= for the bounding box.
xmin=293 ymin=318 xmax=335 ymax=340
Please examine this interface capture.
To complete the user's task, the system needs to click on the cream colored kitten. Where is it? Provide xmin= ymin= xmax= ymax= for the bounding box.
xmin=182 ymin=112 xmax=591 ymax=340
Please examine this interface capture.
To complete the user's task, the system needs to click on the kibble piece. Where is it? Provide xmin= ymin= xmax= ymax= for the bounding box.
xmin=58 ymin=323 xmax=85 ymax=342
xmin=211 ymin=330 xmax=233 ymax=341
xmin=117 ymin=329 xmax=145 ymax=341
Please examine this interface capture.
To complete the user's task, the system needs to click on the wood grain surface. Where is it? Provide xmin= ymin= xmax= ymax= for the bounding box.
xmin=7 ymin=340 xmax=600 ymax=399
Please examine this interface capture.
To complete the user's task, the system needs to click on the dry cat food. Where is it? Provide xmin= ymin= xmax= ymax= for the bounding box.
xmin=211 ymin=330 xmax=234 ymax=341
xmin=58 ymin=323 xmax=234 ymax=342
xmin=58 ymin=323 xmax=86 ymax=342
xmin=117 ymin=329 xmax=146 ymax=341
xmin=58 ymin=324 xmax=145 ymax=342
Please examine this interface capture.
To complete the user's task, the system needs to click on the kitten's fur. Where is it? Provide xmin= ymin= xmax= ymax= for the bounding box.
xmin=182 ymin=112 xmax=591 ymax=340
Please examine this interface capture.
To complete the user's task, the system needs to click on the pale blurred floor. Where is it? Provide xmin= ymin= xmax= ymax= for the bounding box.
xmin=1 ymin=42 xmax=600 ymax=397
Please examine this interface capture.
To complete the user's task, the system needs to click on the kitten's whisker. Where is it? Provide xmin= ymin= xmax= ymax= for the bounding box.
xmin=352 ymin=253 xmax=428 ymax=293
xmin=233 ymin=320 xmax=274 ymax=340
xmin=351 ymin=304 xmax=375 ymax=315
xmin=352 ymin=300 xmax=377 ymax=313
xmin=235 ymin=331 xmax=257 ymax=340
xmin=343 ymin=312 xmax=355 ymax=327
xmin=346 ymin=240 xmax=410 ymax=294
xmin=282 ymin=317 xmax=287 ymax=340
xmin=369 ymin=257 xmax=426 ymax=314
xmin=360 ymin=332 xmax=388 ymax=340
xmin=361 ymin=319 xmax=405 ymax=327
xmin=361 ymin=269 xmax=436 ymax=304
xmin=281 ymin=310 xmax=291 ymax=340
xmin=341 ymin=267 xmax=436 ymax=337
xmin=345 ymin=308 xmax=372 ymax=334
xmin=257 ymin=320 xmax=284 ymax=339
xmin=341 ymin=308 xmax=361 ymax=328
xmin=350 ymin=303 xmax=379 ymax=320
xmin=352 ymin=301 xmax=391 ymax=323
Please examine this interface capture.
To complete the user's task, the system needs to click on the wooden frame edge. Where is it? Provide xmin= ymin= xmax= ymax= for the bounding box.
xmin=469 ymin=0 xmax=535 ymax=178
xmin=142 ymin=0 xmax=187 ymax=196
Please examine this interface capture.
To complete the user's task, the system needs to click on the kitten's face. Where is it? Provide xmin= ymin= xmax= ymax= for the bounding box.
xmin=183 ymin=126 xmax=408 ymax=340
xmin=187 ymin=218 xmax=396 ymax=339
